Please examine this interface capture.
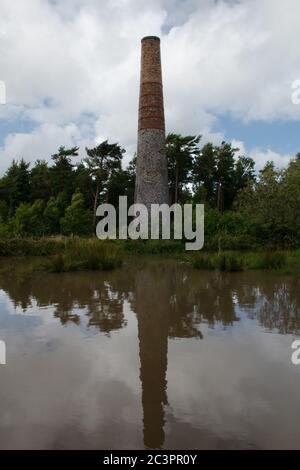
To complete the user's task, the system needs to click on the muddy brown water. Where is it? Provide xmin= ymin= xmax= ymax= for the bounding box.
xmin=0 ymin=257 xmax=300 ymax=449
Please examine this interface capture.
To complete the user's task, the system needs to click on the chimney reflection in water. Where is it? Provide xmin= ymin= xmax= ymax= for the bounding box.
xmin=135 ymin=267 xmax=171 ymax=449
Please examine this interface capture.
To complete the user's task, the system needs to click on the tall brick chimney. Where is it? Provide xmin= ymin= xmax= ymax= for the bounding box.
xmin=135 ymin=36 xmax=169 ymax=210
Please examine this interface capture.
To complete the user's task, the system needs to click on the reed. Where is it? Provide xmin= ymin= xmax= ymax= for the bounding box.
xmin=45 ymin=239 xmax=123 ymax=272
xmin=193 ymin=250 xmax=290 ymax=272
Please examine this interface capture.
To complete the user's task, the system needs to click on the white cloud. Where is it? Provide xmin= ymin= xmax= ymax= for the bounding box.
xmin=249 ymin=148 xmax=291 ymax=171
xmin=0 ymin=122 xmax=91 ymax=174
xmin=230 ymin=139 xmax=292 ymax=170
xmin=0 ymin=0 xmax=299 ymax=173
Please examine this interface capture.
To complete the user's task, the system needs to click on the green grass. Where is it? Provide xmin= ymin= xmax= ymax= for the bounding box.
xmin=123 ymin=239 xmax=185 ymax=255
xmin=0 ymin=237 xmax=66 ymax=256
xmin=192 ymin=250 xmax=297 ymax=272
xmin=1 ymin=236 xmax=299 ymax=274
xmin=193 ymin=251 xmax=245 ymax=272
xmin=243 ymin=251 xmax=288 ymax=270
xmin=0 ymin=237 xmax=185 ymax=257
xmin=44 ymin=239 xmax=123 ymax=272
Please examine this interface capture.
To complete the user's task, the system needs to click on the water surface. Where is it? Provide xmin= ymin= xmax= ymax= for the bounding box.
xmin=0 ymin=257 xmax=300 ymax=449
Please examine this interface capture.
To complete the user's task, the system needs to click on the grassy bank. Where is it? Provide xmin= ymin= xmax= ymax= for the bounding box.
xmin=0 ymin=237 xmax=185 ymax=257
xmin=0 ymin=237 xmax=66 ymax=256
xmin=0 ymin=237 xmax=299 ymax=273
xmin=0 ymin=238 xmax=122 ymax=272
xmin=123 ymin=239 xmax=185 ymax=255
xmin=192 ymin=250 xmax=300 ymax=273
xmin=43 ymin=239 xmax=123 ymax=272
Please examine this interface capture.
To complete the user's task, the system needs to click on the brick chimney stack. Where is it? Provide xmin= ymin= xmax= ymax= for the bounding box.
xmin=135 ymin=36 xmax=169 ymax=209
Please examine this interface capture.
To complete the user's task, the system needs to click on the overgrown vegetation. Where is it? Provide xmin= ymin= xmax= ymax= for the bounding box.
xmin=124 ymin=239 xmax=184 ymax=254
xmin=193 ymin=251 xmax=245 ymax=272
xmin=44 ymin=239 xmax=123 ymax=272
xmin=0 ymin=235 xmax=299 ymax=274
xmin=192 ymin=250 xmax=295 ymax=272
xmin=0 ymin=237 xmax=123 ymax=272
xmin=0 ymin=134 xmax=300 ymax=251
xmin=0 ymin=237 xmax=65 ymax=256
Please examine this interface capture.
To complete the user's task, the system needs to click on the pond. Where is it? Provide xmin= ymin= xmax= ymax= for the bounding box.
xmin=0 ymin=257 xmax=300 ymax=450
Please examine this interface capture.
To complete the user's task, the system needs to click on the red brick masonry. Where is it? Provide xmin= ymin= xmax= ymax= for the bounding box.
xmin=138 ymin=37 xmax=165 ymax=132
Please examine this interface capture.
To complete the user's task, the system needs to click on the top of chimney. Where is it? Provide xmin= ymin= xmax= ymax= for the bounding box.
xmin=141 ymin=36 xmax=160 ymax=42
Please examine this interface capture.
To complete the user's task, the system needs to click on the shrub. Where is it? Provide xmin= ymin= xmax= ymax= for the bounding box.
xmin=60 ymin=192 xmax=92 ymax=236
xmin=0 ymin=222 xmax=11 ymax=239
xmin=12 ymin=200 xmax=46 ymax=237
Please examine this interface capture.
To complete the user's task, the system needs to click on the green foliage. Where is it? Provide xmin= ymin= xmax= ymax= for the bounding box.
xmin=124 ymin=239 xmax=184 ymax=254
xmin=43 ymin=197 xmax=62 ymax=234
xmin=216 ymin=252 xmax=245 ymax=272
xmin=244 ymin=251 xmax=288 ymax=270
xmin=1 ymin=159 xmax=31 ymax=216
xmin=193 ymin=250 xmax=289 ymax=272
xmin=60 ymin=191 xmax=92 ymax=236
xmin=107 ymin=167 xmax=135 ymax=207
xmin=203 ymin=207 xmax=256 ymax=251
xmin=0 ymin=221 xmax=11 ymax=238
xmin=236 ymin=157 xmax=300 ymax=248
xmin=193 ymin=143 xmax=216 ymax=203
xmin=51 ymin=146 xmax=79 ymax=198
xmin=74 ymin=163 xmax=94 ymax=208
xmin=166 ymin=133 xmax=201 ymax=204
xmin=85 ymin=140 xmax=125 ymax=224
xmin=0 ymin=238 xmax=65 ymax=256
xmin=45 ymin=239 xmax=123 ymax=272
xmin=193 ymin=251 xmax=244 ymax=272
xmin=193 ymin=142 xmax=255 ymax=211
xmin=51 ymin=146 xmax=79 ymax=164
xmin=12 ymin=200 xmax=46 ymax=237
xmin=30 ymin=160 xmax=51 ymax=202
xmin=0 ymin=200 xmax=9 ymax=222
xmin=0 ymin=134 xmax=298 ymax=252
xmin=280 ymin=154 xmax=300 ymax=246
xmin=192 ymin=252 xmax=215 ymax=270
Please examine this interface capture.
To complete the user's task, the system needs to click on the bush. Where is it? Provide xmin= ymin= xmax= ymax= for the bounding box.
xmin=12 ymin=200 xmax=46 ymax=237
xmin=205 ymin=233 xmax=258 ymax=251
xmin=60 ymin=192 xmax=92 ymax=236
xmin=0 ymin=222 xmax=11 ymax=238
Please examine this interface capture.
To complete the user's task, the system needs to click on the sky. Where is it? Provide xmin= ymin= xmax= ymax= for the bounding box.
xmin=0 ymin=0 xmax=300 ymax=175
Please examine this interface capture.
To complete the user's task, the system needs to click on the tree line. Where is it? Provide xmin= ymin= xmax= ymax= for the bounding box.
xmin=0 ymin=133 xmax=299 ymax=249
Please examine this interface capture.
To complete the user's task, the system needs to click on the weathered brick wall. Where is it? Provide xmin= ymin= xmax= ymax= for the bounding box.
xmin=138 ymin=36 xmax=165 ymax=132
xmin=135 ymin=36 xmax=169 ymax=209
